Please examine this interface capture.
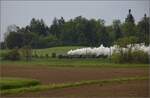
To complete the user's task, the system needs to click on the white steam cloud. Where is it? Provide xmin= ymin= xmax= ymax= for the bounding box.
xmin=67 ymin=44 xmax=150 ymax=57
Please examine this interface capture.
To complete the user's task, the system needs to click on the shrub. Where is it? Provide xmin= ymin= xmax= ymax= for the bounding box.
xmin=39 ymin=54 xmax=43 ymax=58
xmin=34 ymin=52 xmax=38 ymax=58
xmin=51 ymin=52 xmax=56 ymax=58
xmin=132 ymin=50 xmax=149 ymax=63
xmin=111 ymin=50 xmax=149 ymax=64
xmin=111 ymin=53 xmax=124 ymax=63
xmin=45 ymin=53 xmax=49 ymax=58
xmin=37 ymin=54 xmax=40 ymax=58
xmin=58 ymin=54 xmax=62 ymax=59
xmin=20 ymin=45 xmax=32 ymax=61
xmin=1 ymin=49 xmax=20 ymax=61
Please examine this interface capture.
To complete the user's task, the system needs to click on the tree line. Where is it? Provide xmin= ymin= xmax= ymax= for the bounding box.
xmin=1 ymin=9 xmax=149 ymax=49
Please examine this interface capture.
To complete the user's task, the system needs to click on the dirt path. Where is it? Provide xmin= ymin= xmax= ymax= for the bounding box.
xmin=1 ymin=65 xmax=149 ymax=84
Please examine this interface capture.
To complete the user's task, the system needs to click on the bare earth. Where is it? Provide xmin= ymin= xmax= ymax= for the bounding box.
xmin=1 ymin=65 xmax=149 ymax=97
xmin=1 ymin=65 xmax=148 ymax=84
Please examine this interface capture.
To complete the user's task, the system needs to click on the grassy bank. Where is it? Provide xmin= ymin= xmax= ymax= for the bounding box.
xmin=0 ymin=46 xmax=84 ymax=56
xmin=33 ymin=46 xmax=84 ymax=56
xmin=1 ymin=76 xmax=148 ymax=95
xmin=1 ymin=58 xmax=149 ymax=68
xmin=0 ymin=77 xmax=40 ymax=90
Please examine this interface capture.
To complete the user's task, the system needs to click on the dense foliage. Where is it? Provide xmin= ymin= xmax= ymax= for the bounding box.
xmin=111 ymin=50 xmax=149 ymax=64
xmin=1 ymin=10 xmax=149 ymax=49
xmin=1 ymin=48 xmax=20 ymax=61
xmin=0 ymin=77 xmax=40 ymax=90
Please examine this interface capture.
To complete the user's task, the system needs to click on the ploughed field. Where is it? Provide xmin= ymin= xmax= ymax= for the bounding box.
xmin=1 ymin=65 xmax=149 ymax=97
xmin=1 ymin=65 xmax=148 ymax=84
xmin=0 ymin=46 xmax=149 ymax=97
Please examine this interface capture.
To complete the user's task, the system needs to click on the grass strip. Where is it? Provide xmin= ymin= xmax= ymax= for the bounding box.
xmin=1 ymin=76 xmax=148 ymax=95
xmin=1 ymin=58 xmax=149 ymax=68
xmin=0 ymin=77 xmax=40 ymax=90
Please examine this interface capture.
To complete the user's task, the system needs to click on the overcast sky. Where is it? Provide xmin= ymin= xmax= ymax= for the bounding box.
xmin=0 ymin=0 xmax=149 ymax=41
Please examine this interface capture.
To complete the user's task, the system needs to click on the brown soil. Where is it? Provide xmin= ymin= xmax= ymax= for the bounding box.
xmin=0 ymin=65 xmax=149 ymax=98
xmin=1 ymin=65 xmax=149 ymax=84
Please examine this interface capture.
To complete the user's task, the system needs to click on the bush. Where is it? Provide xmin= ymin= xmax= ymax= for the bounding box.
xmin=111 ymin=50 xmax=149 ymax=64
xmin=111 ymin=53 xmax=124 ymax=63
xmin=58 ymin=54 xmax=62 ymax=59
xmin=33 ymin=52 xmax=38 ymax=58
xmin=45 ymin=53 xmax=49 ymax=58
xmin=39 ymin=54 xmax=43 ymax=58
xmin=20 ymin=45 xmax=32 ymax=61
xmin=1 ymin=49 xmax=20 ymax=61
xmin=132 ymin=50 xmax=149 ymax=63
xmin=51 ymin=52 xmax=56 ymax=58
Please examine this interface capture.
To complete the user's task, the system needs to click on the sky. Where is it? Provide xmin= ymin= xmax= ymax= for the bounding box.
xmin=0 ymin=0 xmax=149 ymax=41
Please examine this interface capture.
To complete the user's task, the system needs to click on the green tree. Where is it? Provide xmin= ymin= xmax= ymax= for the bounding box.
xmin=74 ymin=16 xmax=88 ymax=45
xmin=50 ymin=17 xmax=65 ymax=39
xmin=122 ymin=22 xmax=137 ymax=37
xmin=43 ymin=34 xmax=58 ymax=47
xmin=60 ymin=20 xmax=77 ymax=45
xmin=122 ymin=9 xmax=136 ymax=37
xmin=96 ymin=19 xmax=111 ymax=46
xmin=115 ymin=36 xmax=138 ymax=48
xmin=29 ymin=18 xmax=49 ymax=36
xmin=114 ymin=36 xmax=138 ymax=63
xmin=5 ymin=32 xmax=24 ymax=49
xmin=125 ymin=9 xmax=135 ymax=24
xmin=137 ymin=14 xmax=149 ymax=45
xmin=1 ymin=48 xmax=20 ymax=61
xmin=20 ymin=45 xmax=32 ymax=61
xmin=22 ymin=32 xmax=39 ymax=48
xmin=112 ymin=20 xmax=122 ymax=40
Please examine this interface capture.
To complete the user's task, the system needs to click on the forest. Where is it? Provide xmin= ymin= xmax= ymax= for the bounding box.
xmin=1 ymin=9 xmax=149 ymax=49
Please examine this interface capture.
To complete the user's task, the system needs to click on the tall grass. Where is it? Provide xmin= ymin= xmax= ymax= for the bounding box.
xmin=0 ymin=77 xmax=40 ymax=90
xmin=1 ymin=76 xmax=148 ymax=95
xmin=1 ymin=58 xmax=149 ymax=68
xmin=32 ymin=46 xmax=84 ymax=57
